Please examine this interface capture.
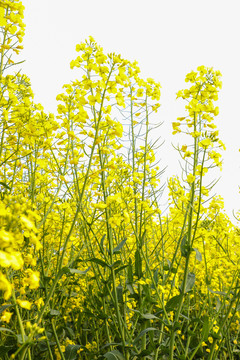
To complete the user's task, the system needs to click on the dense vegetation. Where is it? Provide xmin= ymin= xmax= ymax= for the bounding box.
xmin=1 ymin=1 xmax=240 ymax=359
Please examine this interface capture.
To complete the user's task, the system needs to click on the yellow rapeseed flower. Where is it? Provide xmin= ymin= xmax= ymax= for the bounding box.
xmin=17 ymin=299 xmax=32 ymax=310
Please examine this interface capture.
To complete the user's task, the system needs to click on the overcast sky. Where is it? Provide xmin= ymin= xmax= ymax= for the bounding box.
xmin=20 ymin=0 xmax=240 ymax=223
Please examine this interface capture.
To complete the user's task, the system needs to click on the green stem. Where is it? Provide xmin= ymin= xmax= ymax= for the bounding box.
xmin=12 ymin=289 xmax=32 ymax=360
xmin=51 ymin=319 xmax=66 ymax=360
xmin=169 ymin=113 xmax=198 ymax=359
xmin=12 ymin=290 xmax=26 ymax=345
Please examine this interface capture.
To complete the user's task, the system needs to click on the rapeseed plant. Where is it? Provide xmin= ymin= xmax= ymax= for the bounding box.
xmin=1 ymin=1 xmax=240 ymax=360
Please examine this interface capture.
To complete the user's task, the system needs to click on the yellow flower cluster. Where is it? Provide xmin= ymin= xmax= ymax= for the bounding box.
xmin=174 ymin=66 xmax=224 ymax=169
xmin=0 ymin=0 xmax=25 ymax=62
xmin=0 ymin=197 xmax=41 ymax=299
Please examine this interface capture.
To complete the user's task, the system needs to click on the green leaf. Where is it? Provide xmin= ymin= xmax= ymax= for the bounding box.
xmin=88 ymin=258 xmax=109 ymax=268
xmin=141 ymin=313 xmax=159 ymax=320
xmin=116 ymin=285 xmax=123 ymax=303
xmin=104 ymin=352 xmax=118 ymax=360
xmin=65 ymin=326 xmax=75 ymax=339
xmin=153 ymin=269 xmax=158 ymax=285
xmin=49 ymin=309 xmax=60 ymax=316
xmin=64 ymin=344 xmax=81 ymax=360
xmin=104 ymin=350 xmax=125 ymax=360
xmin=16 ymin=334 xmax=28 ymax=344
xmin=166 ymin=295 xmax=181 ymax=311
xmin=126 ymin=283 xmax=135 ymax=294
xmin=205 ymin=275 xmax=211 ymax=285
xmin=133 ymin=327 xmax=158 ymax=344
xmin=0 ymin=181 xmax=10 ymax=190
xmin=186 ymin=272 xmax=195 ymax=293
xmin=180 ymin=235 xmax=189 ymax=257
xmin=180 ymin=272 xmax=195 ymax=293
xmin=114 ymin=264 xmax=128 ymax=275
xmin=0 ymin=327 xmax=15 ymax=334
xmin=100 ymin=234 xmax=106 ymax=250
xmin=127 ymin=258 xmax=133 ymax=283
xmin=193 ymin=248 xmax=202 ymax=261
xmin=135 ymin=250 xmax=143 ymax=279
xmin=59 ymin=266 xmax=90 ymax=279
xmin=208 ymin=288 xmax=226 ymax=296
xmin=216 ymin=296 xmax=221 ymax=311
xmin=109 ymin=260 xmax=122 ymax=269
xmin=68 ymin=267 xmax=91 ymax=275
xmin=113 ymin=238 xmax=127 ymax=254
xmin=139 ymin=230 xmax=146 ymax=248
xmin=100 ymin=342 xmax=121 ymax=350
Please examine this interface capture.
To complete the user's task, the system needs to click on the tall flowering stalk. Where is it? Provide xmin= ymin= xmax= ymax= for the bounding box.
xmin=168 ymin=66 xmax=227 ymax=358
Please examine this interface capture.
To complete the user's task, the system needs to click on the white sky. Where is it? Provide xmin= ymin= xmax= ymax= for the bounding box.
xmin=20 ymin=0 xmax=240 ymax=223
